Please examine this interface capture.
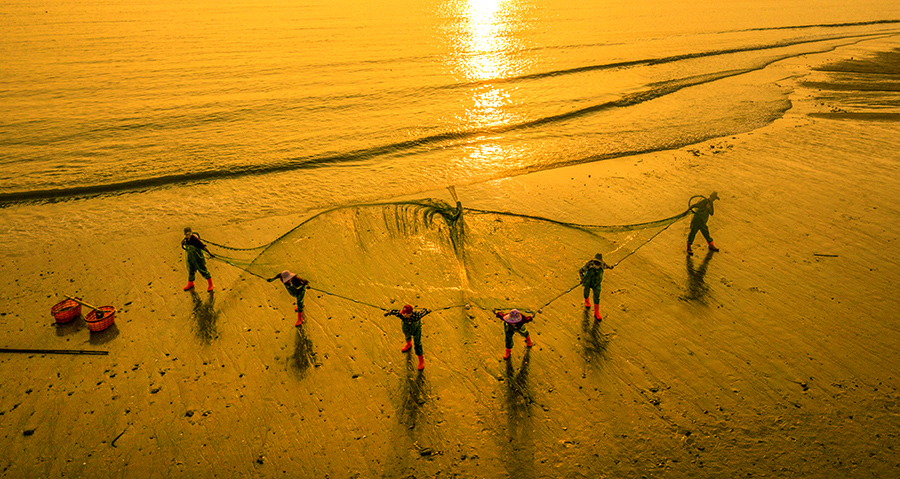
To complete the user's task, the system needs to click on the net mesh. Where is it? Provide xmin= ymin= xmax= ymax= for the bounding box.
xmin=208 ymin=198 xmax=689 ymax=315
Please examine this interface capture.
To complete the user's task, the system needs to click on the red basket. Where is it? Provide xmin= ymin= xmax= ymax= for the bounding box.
xmin=84 ymin=306 xmax=116 ymax=332
xmin=51 ymin=299 xmax=82 ymax=324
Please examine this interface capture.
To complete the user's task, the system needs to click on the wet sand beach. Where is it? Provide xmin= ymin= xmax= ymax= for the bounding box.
xmin=1 ymin=39 xmax=900 ymax=478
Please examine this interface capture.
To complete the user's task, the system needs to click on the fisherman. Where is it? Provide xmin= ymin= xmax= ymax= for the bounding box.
xmin=384 ymin=304 xmax=431 ymax=370
xmin=579 ymin=253 xmax=614 ymax=321
xmin=494 ymin=309 xmax=534 ymax=359
xmin=182 ymin=227 xmax=215 ymax=292
xmin=267 ymin=270 xmax=310 ymax=326
xmin=687 ymin=192 xmax=720 ymax=255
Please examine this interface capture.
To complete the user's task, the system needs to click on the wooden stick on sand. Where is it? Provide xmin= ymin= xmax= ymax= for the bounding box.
xmin=64 ymin=295 xmax=106 ymax=319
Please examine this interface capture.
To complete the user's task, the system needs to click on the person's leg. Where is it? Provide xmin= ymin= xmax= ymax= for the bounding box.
xmin=401 ymin=321 xmax=413 ymax=351
xmin=700 ymin=224 xmax=718 ymax=251
xmin=411 ymin=321 xmax=423 ymax=356
xmin=197 ymin=257 xmax=211 ymax=280
xmin=583 ymin=285 xmax=591 ymax=307
xmin=592 ymin=285 xmax=603 ymax=320
xmin=700 ymin=224 xmax=712 ymax=243
xmin=184 ymin=258 xmax=197 ymax=290
xmin=688 ymin=224 xmax=700 ymax=245
xmin=411 ymin=321 xmax=424 ymax=370
xmin=519 ymin=325 xmax=534 ymax=347
xmin=295 ymin=286 xmax=306 ymax=312
xmin=503 ymin=324 xmax=514 ymax=358
xmin=194 ymin=257 xmax=213 ymax=290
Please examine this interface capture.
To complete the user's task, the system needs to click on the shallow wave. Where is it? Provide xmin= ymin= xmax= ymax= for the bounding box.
xmin=2 ymin=28 xmax=892 ymax=206
xmin=443 ymin=31 xmax=895 ymax=90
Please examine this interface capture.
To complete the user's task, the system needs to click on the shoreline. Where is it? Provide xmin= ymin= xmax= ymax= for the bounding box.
xmin=1 ymin=37 xmax=899 ymax=477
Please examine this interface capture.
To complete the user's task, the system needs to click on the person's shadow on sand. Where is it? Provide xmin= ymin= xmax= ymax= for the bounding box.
xmin=580 ymin=308 xmax=611 ymax=369
xmin=681 ymin=250 xmax=715 ymax=304
xmin=502 ymin=349 xmax=535 ymax=479
xmin=289 ymin=327 xmax=318 ymax=378
xmin=399 ymin=369 xmax=428 ymax=430
xmin=190 ymin=290 xmax=219 ymax=344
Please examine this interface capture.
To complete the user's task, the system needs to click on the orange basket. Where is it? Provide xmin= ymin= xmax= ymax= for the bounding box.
xmin=51 ymin=299 xmax=82 ymax=324
xmin=84 ymin=306 xmax=116 ymax=332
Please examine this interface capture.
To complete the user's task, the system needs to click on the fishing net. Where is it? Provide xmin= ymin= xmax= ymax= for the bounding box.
xmin=207 ymin=197 xmax=689 ymax=315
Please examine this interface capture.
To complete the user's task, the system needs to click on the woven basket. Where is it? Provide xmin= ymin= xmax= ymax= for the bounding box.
xmin=84 ymin=306 xmax=116 ymax=332
xmin=51 ymin=299 xmax=82 ymax=324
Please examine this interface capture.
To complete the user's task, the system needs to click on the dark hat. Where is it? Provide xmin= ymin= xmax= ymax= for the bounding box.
xmin=401 ymin=304 xmax=413 ymax=315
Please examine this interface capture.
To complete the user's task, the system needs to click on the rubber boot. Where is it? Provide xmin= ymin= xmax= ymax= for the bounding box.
xmin=207 ymin=278 xmax=214 ymax=292
xmin=708 ymin=241 xmax=719 ymax=252
xmin=295 ymin=311 xmax=304 ymax=326
xmin=401 ymin=340 xmax=413 ymax=352
xmin=593 ymin=304 xmax=603 ymax=321
xmin=686 ymin=242 xmax=693 ymax=256
xmin=417 ymin=355 xmax=425 ymax=370
xmin=584 ymin=297 xmax=591 ymax=308
xmin=183 ymin=281 xmax=195 ymax=291
xmin=503 ymin=348 xmax=511 ymax=359
xmin=525 ymin=336 xmax=534 ymax=348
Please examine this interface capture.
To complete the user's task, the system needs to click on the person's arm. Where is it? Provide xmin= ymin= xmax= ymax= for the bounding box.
xmin=190 ymin=234 xmax=215 ymax=257
xmin=604 ymin=261 xmax=614 ymax=270
xmin=709 ymin=199 xmax=715 ymax=216
xmin=383 ymin=309 xmax=400 ymax=317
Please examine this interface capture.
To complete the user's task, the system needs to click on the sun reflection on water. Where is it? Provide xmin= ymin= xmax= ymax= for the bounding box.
xmin=461 ymin=0 xmax=509 ymax=82
xmin=450 ymin=0 xmax=528 ymax=171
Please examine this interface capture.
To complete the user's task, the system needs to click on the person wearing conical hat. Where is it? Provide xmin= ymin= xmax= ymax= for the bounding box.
xmin=494 ymin=309 xmax=534 ymax=359
xmin=182 ymin=227 xmax=215 ymax=292
xmin=267 ymin=270 xmax=310 ymax=326
xmin=687 ymin=191 xmax=720 ymax=255
xmin=579 ymin=253 xmax=614 ymax=321
xmin=384 ymin=304 xmax=431 ymax=371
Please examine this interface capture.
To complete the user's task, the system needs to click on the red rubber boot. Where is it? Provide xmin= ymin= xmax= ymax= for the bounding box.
xmin=708 ymin=241 xmax=719 ymax=252
xmin=584 ymin=297 xmax=591 ymax=308
xmin=401 ymin=340 xmax=412 ymax=352
xmin=183 ymin=281 xmax=195 ymax=291
xmin=295 ymin=311 xmax=304 ymax=326
xmin=207 ymin=278 xmax=214 ymax=292
xmin=417 ymin=355 xmax=425 ymax=370
xmin=686 ymin=242 xmax=694 ymax=256
xmin=525 ymin=336 xmax=534 ymax=348
xmin=594 ymin=304 xmax=603 ymax=321
xmin=502 ymin=348 xmax=511 ymax=359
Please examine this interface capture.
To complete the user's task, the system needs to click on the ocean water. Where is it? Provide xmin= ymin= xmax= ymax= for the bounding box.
xmin=1 ymin=0 xmax=899 ymax=220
